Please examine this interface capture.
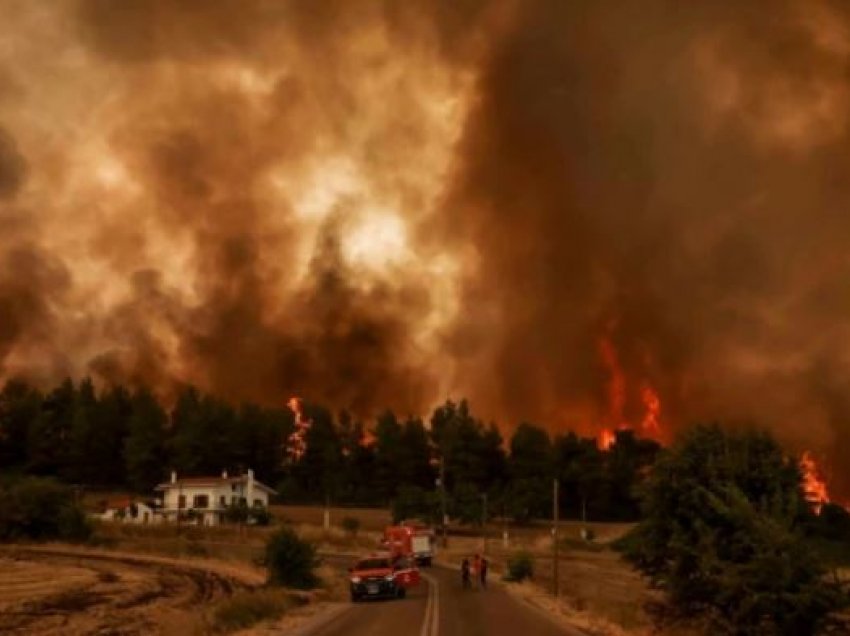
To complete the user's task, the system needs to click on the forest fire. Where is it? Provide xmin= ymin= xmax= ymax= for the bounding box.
xmin=595 ymin=332 xmax=664 ymax=451
xmin=800 ymin=452 xmax=830 ymax=514
xmin=286 ymin=397 xmax=311 ymax=461
xmin=598 ymin=429 xmax=617 ymax=451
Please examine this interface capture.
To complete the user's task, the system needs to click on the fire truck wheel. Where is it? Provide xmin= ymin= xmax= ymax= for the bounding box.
xmin=396 ymin=587 xmax=406 ymax=599
xmin=350 ymin=592 xmax=360 ymax=603
xmin=422 ymin=557 xmax=432 ymax=567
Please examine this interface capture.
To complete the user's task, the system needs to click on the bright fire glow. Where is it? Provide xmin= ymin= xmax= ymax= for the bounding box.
xmin=595 ymin=328 xmax=663 ymax=450
xmin=286 ymin=396 xmax=311 ymax=461
xmin=598 ymin=428 xmax=616 ymax=451
xmin=640 ymin=385 xmax=661 ymax=435
xmin=800 ymin=451 xmax=830 ymax=514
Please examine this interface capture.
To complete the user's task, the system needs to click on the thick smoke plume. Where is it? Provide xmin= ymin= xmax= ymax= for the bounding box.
xmin=2 ymin=1 xmax=850 ymax=495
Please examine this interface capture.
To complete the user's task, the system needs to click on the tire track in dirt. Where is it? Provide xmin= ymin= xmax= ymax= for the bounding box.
xmin=0 ymin=545 xmax=265 ymax=635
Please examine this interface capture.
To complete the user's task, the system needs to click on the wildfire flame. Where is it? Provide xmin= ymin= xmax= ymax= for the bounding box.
xmin=598 ymin=428 xmax=616 ymax=451
xmin=595 ymin=330 xmax=663 ymax=451
xmin=800 ymin=451 xmax=830 ymax=514
xmin=640 ymin=385 xmax=661 ymax=435
xmin=286 ymin=396 xmax=311 ymax=461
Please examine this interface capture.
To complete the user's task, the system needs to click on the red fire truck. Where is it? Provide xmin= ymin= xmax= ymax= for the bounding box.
xmin=348 ymin=552 xmax=421 ymax=602
xmin=382 ymin=523 xmax=435 ymax=567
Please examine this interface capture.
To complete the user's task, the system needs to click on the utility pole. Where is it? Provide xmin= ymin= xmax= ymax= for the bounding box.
xmin=439 ymin=457 xmax=448 ymax=547
xmin=482 ymin=492 xmax=488 ymax=555
xmin=553 ymin=478 xmax=560 ymax=598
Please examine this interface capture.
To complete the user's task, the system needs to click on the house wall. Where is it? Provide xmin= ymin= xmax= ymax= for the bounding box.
xmin=161 ymin=481 xmax=269 ymax=522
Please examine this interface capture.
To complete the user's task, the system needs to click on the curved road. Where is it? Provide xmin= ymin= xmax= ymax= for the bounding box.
xmin=313 ymin=566 xmax=582 ymax=636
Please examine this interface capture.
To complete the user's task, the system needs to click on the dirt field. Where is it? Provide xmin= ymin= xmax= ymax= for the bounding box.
xmin=0 ymin=545 xmax=265 ymax=635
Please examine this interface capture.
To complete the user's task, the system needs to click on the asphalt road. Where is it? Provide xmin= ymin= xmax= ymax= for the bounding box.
xmin=311 ymin=566 xmax=582 ymax=636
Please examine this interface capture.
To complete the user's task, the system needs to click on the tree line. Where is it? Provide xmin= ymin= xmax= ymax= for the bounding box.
xmin=0 ymin=377 xmax=661 ymax=522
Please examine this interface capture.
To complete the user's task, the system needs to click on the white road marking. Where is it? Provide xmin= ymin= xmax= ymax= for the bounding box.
xmin=420 ymin=573 xmax=434 ymax=636
xmin=421 ymin=572 xmax=439 ymax=636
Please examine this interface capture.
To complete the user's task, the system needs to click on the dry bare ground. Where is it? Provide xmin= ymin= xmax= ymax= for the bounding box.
xmin=0 ymin=544 xmax=265 ymax=635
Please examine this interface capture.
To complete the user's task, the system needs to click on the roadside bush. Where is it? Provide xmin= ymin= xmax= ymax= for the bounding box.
xmin=341 ymin=516 xmax=360 ymax=537
xmin=0 ymin=477 xmax=91 ymax=542
xmin=265 ymin=527 xmax=319 ymax=589
xmin=505 ymin=552 xmax=534 ymax=582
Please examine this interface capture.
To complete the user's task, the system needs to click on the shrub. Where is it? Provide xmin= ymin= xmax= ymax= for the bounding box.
xmin=56 ymin=504 xmax=93 ymax=542
xmin=224 ymin=502 xmax=272 ymax=526
xmin=251 ymin=507 xmax=272 ymax=526
xmin=0 ymin=477 xmax=91 ymax=542
xmin=505 ymin=552 xmax=534 ymax=582
xmin=265 ymin=527 xmax=319 ymax=589
xmin=341 ymin=516 xmax=360 ymax=537
xmin=212 ymin=589 xmax=296 ymax=632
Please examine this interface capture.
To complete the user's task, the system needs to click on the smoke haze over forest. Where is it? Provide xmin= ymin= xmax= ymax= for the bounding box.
xmin=2 ymin=1 xmax=850 ymax=494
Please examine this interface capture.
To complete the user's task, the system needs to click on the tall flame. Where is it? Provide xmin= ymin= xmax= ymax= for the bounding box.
xmin=286 ymin=396 xmax=311 ymax=461
xmin=595 ymin=329 xmax=663 ymax=451
xmin=800 ymin=451 xmax=830 ymax=514
xmin=640 ymin=385 xmax=661 ymax=435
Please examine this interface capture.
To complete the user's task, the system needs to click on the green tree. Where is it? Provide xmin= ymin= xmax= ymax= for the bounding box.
xmin=337 ymin=410 xmax=376 ymax=505
xmin=391 ymin=485 xmax=440 ymax=525
xmin=398 ymin=416 xmax=434 ymax=490
xmin=27 ymin=378 xmax=75 ymax=478
xmin=169 ymin=387 xmax=236 ymax=475
xmin=449 ymin=482 xmax=484 ymax=525
xmin=600 ymin=429 xmax=660 ymax=521
xmin=626 ymin=425 xmax=847 ymax=635
xmin=298 ymin=403 xmax=342 ymax=503
xmin=0 ymin=379 xmax=42 ymax=470
xmin=67 ymin=378 xmax=98 ymax=484
xmin=373 ymin=410 xmax=403 ymax=501
xmin=506 ymin=422 xmax=553 ymax=521
xmin=124 ymin=388 xmax=167 ymax=492
xmin=554 ymin=432 xmax=603 ymax=519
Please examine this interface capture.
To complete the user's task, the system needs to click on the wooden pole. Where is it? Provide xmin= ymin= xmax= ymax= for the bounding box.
xmin=553 ymin=478 xmax=559 ymax=598
xmin=482 ymin=492 xmax=488 ymax=555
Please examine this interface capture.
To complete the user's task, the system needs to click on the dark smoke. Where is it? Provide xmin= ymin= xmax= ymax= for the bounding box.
xmin=2 ymin=1 xmax=850 ymax=494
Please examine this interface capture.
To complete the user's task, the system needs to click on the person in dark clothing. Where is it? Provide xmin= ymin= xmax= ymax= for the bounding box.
xmin=461 ymin=558 xmax=471 ymax=589
xmin=480 ymin=557 xmax=489 ymax=589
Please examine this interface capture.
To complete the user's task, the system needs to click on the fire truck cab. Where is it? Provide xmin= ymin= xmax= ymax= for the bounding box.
xmin=383 ymin=523 xmax=435 ymax=567
xmin=348 ymin=552 xmax=421 ymax=602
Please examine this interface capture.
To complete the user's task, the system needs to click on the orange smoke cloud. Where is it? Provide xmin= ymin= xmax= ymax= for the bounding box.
xmin=1 ymin=1 xmax=850 ymax=499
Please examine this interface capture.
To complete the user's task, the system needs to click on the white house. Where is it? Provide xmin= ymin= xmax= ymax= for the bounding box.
xmin=155 ymin=469 xmax=276 ymax=526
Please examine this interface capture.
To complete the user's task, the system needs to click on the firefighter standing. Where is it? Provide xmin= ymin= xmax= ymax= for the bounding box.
xmin=480 ymin=556 xmax=489 ymax=589
xmin=461 ymin=558 xmax=471 ymax=589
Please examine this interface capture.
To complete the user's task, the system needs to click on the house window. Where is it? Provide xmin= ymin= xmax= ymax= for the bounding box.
xmin=231 ymin=484 xmax=237 ymax=492
xmin=220 ymin=496 xmax=227 ymax=507
xmin=253 ymin=499 xmax=263 ymax=508
xmin=231 ymin=495 xmax=238 ymax=504
xmin=193 ymin=495 xmax=209 ymax=509
xmin=178 ymin=495 xmax=186 ymax=509
xmin=239 ymin=497 xmax=247 ymax=506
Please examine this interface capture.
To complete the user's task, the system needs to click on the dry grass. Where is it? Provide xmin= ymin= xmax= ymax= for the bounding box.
xmin=209 ymin=589 xmax=303 ymax=633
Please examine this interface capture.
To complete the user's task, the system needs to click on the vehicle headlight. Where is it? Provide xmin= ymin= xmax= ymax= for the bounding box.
xmin=350 ymin=576 xmax=361 ymax=584
xmin=384 ymin=574 xmax=394 ymax=582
